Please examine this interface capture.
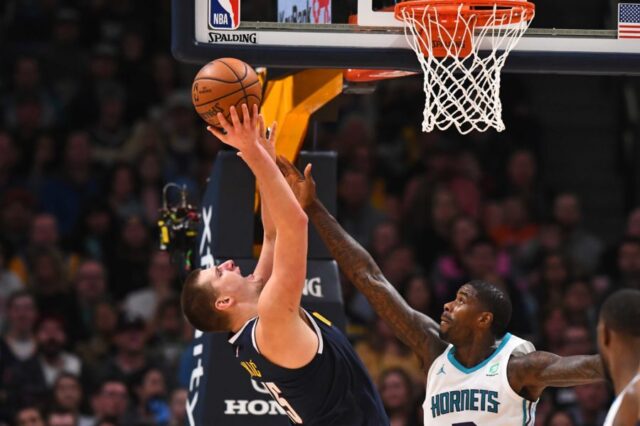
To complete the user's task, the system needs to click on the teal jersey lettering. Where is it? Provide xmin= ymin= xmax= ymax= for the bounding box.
xmin=431 ymin=390 xmax=500 ymax=418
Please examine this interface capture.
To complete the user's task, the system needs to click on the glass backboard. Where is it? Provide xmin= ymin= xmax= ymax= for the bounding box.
xmin=172 ymin=0 xmax=640 ymax=74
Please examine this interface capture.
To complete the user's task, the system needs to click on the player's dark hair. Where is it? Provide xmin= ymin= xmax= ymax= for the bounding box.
xmin=181 ymin=268 xmax=230 ymax=332
xmin=600 ymin=289 xmax=640 ymax=337
xmin=468 ymin=280 xmax=512 ymax=338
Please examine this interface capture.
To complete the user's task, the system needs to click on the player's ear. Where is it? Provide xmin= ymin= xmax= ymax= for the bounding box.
xmin=598 ymin=320 xmax=612 ymax=348
xmin=215 ymin=296 xmax=234 ymax=311
xmin=478 ymin=311 xmax=493 ymax=331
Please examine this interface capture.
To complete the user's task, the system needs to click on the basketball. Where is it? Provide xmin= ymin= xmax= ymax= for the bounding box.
xmin=191 ymin=58 xmax=262 ymax=128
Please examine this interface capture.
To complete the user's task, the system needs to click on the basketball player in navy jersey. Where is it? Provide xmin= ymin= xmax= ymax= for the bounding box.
xmin=277 ymin=156 xmax=606 ymax=425
xmin=180 ymin=105 xmax=388 ymax=425
xmin=598 ymin=289 xmax=640 ymax=426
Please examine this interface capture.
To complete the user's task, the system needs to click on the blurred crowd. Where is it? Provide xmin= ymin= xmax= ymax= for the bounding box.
xmin=0 ymin=1 xmax=634 ymax=426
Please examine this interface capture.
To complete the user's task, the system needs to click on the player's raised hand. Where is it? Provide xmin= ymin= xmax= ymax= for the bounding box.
xmin=207 ymin=104 xmax=262 ymax=157
xmin=276 ymin=155 xmax=316 ymax=210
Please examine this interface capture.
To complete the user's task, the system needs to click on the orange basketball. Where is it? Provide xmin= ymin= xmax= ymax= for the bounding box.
xmin=191 ymin=58 xmax=262 ymax=128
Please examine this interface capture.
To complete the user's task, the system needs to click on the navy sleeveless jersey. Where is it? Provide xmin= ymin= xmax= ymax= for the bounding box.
xmin=228 ymin=310 xmax=389 ymax=425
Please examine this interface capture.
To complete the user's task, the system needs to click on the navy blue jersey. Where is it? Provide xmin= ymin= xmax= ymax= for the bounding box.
xmin=228 ymin=310 xmax=388 ymax=425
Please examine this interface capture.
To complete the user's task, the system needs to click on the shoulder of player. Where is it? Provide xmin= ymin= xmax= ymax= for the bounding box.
xmin=614 ymin=391 xmax=640 ymax=426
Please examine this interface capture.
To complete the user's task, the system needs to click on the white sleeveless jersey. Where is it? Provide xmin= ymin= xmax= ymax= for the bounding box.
xmin=424 ymin=333 xmax=538 ymax=426
xmin=603 ymin=373 xmax=640 ymax=426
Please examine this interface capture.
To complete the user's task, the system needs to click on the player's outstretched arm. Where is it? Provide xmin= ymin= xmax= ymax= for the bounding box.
xmin=276 ymin=156 xmax=447 ymax=371
xmin=253 ymin=121 xmax=278 ymax=282
xmin=209 ymin=106 xmax=316 ymax=368
xmin=508 ymin=352 xmax=604 ymax=401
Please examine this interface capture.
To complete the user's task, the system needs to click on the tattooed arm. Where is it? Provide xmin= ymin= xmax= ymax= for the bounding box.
xmin=276 ymin=156 xmax=448 ymax=371
xmin=508 ymin=352 xmax=605 ymax=401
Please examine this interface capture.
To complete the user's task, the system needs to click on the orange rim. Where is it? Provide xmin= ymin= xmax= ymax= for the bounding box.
xmin=394 ymin=0 xmax=535 ymax=27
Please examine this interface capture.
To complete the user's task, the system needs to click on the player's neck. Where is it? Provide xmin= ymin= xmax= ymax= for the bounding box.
xmin=612 ymin=344 xmax=640 ymax=395
xmin=229 ymin=306 xmax=258 ymax=333
xmin=453 ymin=332 xmax=497 ymax=368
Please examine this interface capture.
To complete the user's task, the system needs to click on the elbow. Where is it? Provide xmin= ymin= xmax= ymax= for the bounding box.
xmin=292 ymin=210 xmax=308 ymax=229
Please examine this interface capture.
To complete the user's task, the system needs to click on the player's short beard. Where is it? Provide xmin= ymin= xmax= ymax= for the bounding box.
xmin=439 ymin=328 xmax=448 ymax=341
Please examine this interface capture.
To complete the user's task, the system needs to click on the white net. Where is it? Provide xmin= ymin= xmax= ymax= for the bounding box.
xmin=397 ymin=2 xmax=534 ymax=134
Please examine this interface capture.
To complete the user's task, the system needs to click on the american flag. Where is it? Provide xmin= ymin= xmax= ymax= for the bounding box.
xmin=619 ymin=3 xmax=640 ymax=39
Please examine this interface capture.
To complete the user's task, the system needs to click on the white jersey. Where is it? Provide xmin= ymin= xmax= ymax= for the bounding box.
xmin=424 ymin=333 xmax=537 ymax=426
xmin=603 ymin=373 xmax=640 ymax=426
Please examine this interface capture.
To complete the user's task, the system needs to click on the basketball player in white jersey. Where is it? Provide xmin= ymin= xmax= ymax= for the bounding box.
xmin=598 ymin=289 xmax=640 ymax=426
xmin=276 ymin=156 xmax=606 ymax=425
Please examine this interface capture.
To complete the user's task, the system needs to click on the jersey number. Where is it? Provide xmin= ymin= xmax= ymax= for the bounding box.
xmin=264 ymin=382 xmax=303 ymax=424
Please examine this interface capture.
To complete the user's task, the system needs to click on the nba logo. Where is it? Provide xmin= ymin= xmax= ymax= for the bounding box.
xmin=209 ymin=0 xmax=240 ymax=30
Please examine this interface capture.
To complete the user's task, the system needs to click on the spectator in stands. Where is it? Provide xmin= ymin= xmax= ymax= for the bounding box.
xmin=28 ymin=134 xmax=57 ymax=190
xmin=124 ymin=250 xmax=176 ymax=321
xmin=0 ymin=240 xmax=22 ymax=331
xmin=553 ymin=193 xmax=603 ymax=274
xmin=90 ymin=313 xmax=154 ymax=389
xmin=44 ymin=9 xmax=85 ymax=106
xmin=109 ymin=214 xmax=151 ymax=300
xmin=67 ymin=44 xmax=122 ymax=128
xmin=538 ymin=306 xmax=570 ymax=353
xmin=433 ymin=215 xmax=480 ymax=295
xmin=3 ymin=56 xmax=59 ymax=136
xmin=516 ymin=220 xmax=564 ymax=275
xmin=533 ymin=252 xmax=573 ymax=312
xmin=149 ymin=298 xmax=186 ymax=372
xmin=137 ymin=151 xmax=165 ymax=224
xmin=460 ymin=238 xmax=532 ymax=336
xmin=625 ymin=207 xmax=640 ymax=237
xmin=8 ymin=213 xmax=79 ymax=285
xmin=370 ymin=221 xmax=400 ymax=263
xmin=28 ymin=247 xmax=74 ymax=322
xmin=402 ymin=275 xmax=438 ymax=319
xmin=69 ymin=260 xmax=108 ymax=344
xmin=168 ymin=388 xmax=187 ymax=426
xmin=404 ymin=186 xmax=458 ymax=270
xmin=1 ymin=291 xmax=38 ymax=363
xmin=544 ymin=410 xmax=577 ymax=426
xmin=70 ymin=201 xmax=116 ymax=262
xmin=381 ymin=245 xmax=418 ymax=292
xmin=46 ymin=409 xmax=76 ymax=426
xmin=37 ymin=132 xmax=100 ymax=236
xmin=34 ymin=316 xmax=81 ymax=388
xmin=51 ymin=373 xmax=93 ymax=426
xmin=490 ymin=195 xmax=539 ymax=251
xmin=567 ymin=382 xmax=609 ymax=426
xmin=14 ymin=407 xmax=45 ymax=426
xmin=562 ymin=279 xmax=596 ymax=327
xmin=75 ymin=301 xmax=117 ymax=366
xmin=90 ymin=379 xmax=130 ymax=425
xmin=0 ymin=189 xmax=36 ymax=250
xmin=338 ymin=168 xmax=385 ymax=248
xmin=131 ymin=367 xmax=170 ymax=425
xmin=162 ymin=92 xmax=199 ymax=178
xmin=379 ymin=367 xmax=420 ymax=426
xmin=612 ymin=237 xmax=640 ymax=290
xmin=0 ymin=132 xmax=21 ymax=192
xmin=107 ymin=163 xmax=143 ymax=221
xmin=355 ymin=317 xmax=423 ymax=385
xmin=560 ymin=324 xmax=594 ymax=356
xmin=503 ymin=149 xmax=547 ymax=218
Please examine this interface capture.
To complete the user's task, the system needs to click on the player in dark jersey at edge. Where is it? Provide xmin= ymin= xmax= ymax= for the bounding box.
xmin=180 ymin=104 xmax=388 ymax=425
xmin=276 ymin=156 xmax=608 ymax=425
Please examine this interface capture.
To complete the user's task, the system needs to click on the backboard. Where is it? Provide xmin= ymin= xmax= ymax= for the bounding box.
xmin=172 ymin=0 xmax=640 ymax=74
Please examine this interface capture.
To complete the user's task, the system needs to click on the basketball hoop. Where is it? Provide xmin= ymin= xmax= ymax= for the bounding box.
xmin=394 ymin=0 xmax=534 ymax=134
